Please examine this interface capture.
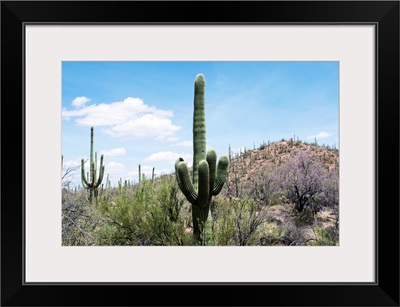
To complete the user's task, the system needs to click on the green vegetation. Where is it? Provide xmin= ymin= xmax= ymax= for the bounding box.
xmin=63 ymin=139 xmax=339 ymax=247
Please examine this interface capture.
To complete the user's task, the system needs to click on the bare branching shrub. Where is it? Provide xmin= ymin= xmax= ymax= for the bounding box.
xmin=62 ymin=188 xmax=101 ymax=245
xmin=231 ymin=198 xmax=271 ymax=246
xmin=280 ymin=150 xmax=328 ymax=213
xmin=61 ymin=159 xmax=81 ymax=189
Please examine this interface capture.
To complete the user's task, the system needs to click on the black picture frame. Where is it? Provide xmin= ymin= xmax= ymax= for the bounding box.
xmin=1 ymin=1 xmax=399 ymax=306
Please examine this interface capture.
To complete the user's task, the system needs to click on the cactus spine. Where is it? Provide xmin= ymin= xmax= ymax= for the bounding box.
xmin=81 ymin=126 xmax=105 ymax=203
xmin=175 ymin=74 xmax=229 ymax=245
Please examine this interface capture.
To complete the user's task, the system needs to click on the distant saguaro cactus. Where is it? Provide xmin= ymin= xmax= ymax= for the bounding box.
xmin=81 ymin=126 xmax=105 ymax=204
xmin=175 ymin=74 xmax=229 ymax=245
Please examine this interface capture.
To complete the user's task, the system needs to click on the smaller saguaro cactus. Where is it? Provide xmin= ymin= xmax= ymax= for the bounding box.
xmin=81 ymin=126 xmax=105 ymax=204
xmin=105 ymin=173 xmax=111 ymax=189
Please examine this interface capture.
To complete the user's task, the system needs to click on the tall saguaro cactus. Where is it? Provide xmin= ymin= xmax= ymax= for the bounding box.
xmin=81 ymin=126 xmax=105 ymax=204
xmin=175 ymin=74 xmax=229 ymax=245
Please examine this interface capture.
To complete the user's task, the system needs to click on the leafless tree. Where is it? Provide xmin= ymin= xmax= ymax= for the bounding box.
xmin=281 ymin=150 xmax=327 ymax=213
xmin=232 ymin=198 xmax=271 ymax=246
xmin=62 ymin=156 xmax=83 ymax=189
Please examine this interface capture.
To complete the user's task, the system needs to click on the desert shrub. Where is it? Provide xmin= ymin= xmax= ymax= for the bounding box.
xmin=280 ymin=150 xmax=328 ymax=213
xmin=281 ymin=222 xmax=307 ymax=245
xmin=320 ymin=167 xmax=339 ymax=211
xmin=95 ymin=176 xmax=191 ymax=246
xmin=208 ymin=197 xmax=272 ymax=246
xmin=240 ymin=163 xmax=281 ymax=205
xmin=291 ymin=206 xmax=315 ymax=227
xmin=313 ymin=225 xmax=339 ymax=246
xmin=209 ymin=197 xmax=237 ymax=245
xmin=62 ymin=187 xmax=100 ymax=246
xmin=230 ymin=198 xmax=271 ymax=246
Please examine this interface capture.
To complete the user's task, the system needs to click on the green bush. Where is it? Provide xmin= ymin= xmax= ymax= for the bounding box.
xmin=210 ymin=197 xmax=271 ymax=246
xmin=95 ymin=176 xmax=191 ymax=246
xmin=314 ymin=225 xmax=339 ymax=246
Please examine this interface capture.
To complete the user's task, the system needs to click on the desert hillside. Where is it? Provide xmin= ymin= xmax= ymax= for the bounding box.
xmin=218 ymin=139 xmax=339 ymax=246
xmin=62 ymin=138 xmax=339 ymax=246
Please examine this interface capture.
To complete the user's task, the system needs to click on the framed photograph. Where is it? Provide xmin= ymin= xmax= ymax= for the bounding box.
xmin=2 ymin=1 xmax=399 ymax=306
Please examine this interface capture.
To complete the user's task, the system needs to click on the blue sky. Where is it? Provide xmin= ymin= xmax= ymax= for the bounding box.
xmin=62 ymin=61 xmax=339 ymax=188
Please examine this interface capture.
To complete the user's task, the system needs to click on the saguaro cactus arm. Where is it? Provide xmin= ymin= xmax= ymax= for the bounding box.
xmin=81 ymin=159 xmax=89 ymax=187
xmin=175 ymin=159 xmax=197 ymax=204
xmin=197 ymin=160 xmax=210 ymax=208
xmin=206 ymin=150 xmax=217 ymax=197
xmin=95 ymin=154 xmax=105 ymax=187
xmin=213 ymin=155 xmax=229 ymax=195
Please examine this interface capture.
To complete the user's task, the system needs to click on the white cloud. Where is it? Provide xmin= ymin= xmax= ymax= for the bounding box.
xmin=100 ymin=147 xmax=126 ymax=157
xmin=104 ymin=161 xmax=126 ymax=182
xmin=144 ymin=151 xmax=192 ymax=163
xmin=99 ymin=161 xmax=130 ymax=186
xmin=307 ymin=131 xmax=332 ymax=139
xmin=62 ymin=97 xmax=181 ymax=140
xmin=72 ymin=96 xmax=90 ymax=108
xmin=162 ymin=136 xmax=180 ymax=142
xmin=175 ymin=140 xmax=192 ymax=147
xmin=106 ymin=161 xmax=125 ymax=171
xmin=104 ymin=113 xmax=180 ymax=140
